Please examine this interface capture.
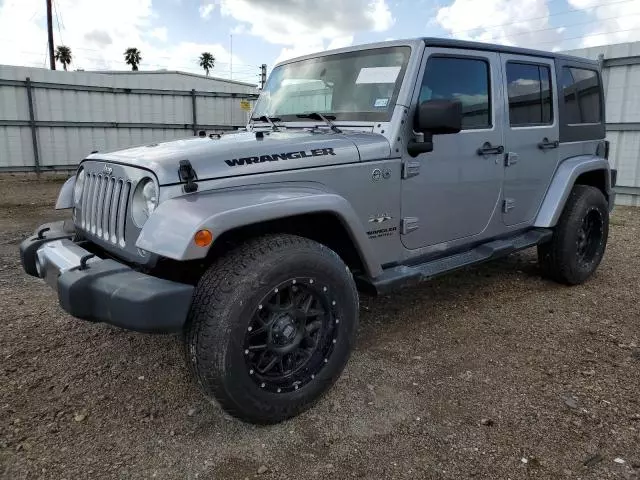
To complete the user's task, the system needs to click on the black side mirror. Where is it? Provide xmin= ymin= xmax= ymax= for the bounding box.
xmin=408 ymin=100 xmax=463 ymax=157
xmin=416 ymin=99 xmax=463 ymax=134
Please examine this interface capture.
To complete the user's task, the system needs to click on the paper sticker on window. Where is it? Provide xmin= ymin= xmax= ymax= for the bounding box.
xmin=374 ymin=98 xmax=389 ymax=108
xmin=356 ymin=66 xmax=401 ymax=84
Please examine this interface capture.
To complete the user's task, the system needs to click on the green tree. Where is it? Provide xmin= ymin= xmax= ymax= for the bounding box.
xmin=199 ymin=52 xmax=215 ymax=76
xmin=124 ymin=47 xmax=142 ymax=71
xmin=54 ymin=45 xmax=72 ymax=71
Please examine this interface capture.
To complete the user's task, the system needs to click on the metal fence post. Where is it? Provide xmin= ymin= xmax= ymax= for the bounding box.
xmin=191 ymin=89 xmax=198 ymax=135
xmin=25 ymin=77 xmax=41 ymax=173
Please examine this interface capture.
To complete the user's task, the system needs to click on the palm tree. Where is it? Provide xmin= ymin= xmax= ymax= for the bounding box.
xmin=54 ymin=45 xmax=72 ymax=71
xmin=199 ymin=52 xmax=215 ymax=76
xmin=124 ymin=47 xmax=142 ymax=71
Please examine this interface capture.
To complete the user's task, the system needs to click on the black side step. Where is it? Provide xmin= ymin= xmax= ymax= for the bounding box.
xmin=362 ymin=229 xmax=552 ymax=295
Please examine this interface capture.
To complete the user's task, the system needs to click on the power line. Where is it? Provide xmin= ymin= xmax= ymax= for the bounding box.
xmin=467 ymin=11 xmax=640 ymax=43
xmin=529 ymin=25 xmax=640 ymax=46
xmin=53 ymin=0 xmax=63 ymax=45
xmin=443 ymin=0 xmax=637 ymax=37
xmin=42 ymin=42 xmax=49 ymax=69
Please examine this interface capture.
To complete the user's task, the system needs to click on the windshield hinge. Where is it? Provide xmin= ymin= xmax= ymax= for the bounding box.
xmin=178 ymin=160 xmax=198 ymax=193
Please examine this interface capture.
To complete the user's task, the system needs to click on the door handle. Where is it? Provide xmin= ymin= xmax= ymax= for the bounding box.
xmin=538 ymin=138 xmax=559 ymax=150
xmin=477 ymin=142 xmax=505 ymax=156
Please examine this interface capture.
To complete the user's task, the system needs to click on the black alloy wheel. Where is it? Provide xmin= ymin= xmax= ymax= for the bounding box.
xmin=243 ymin=278 xmax=339 ymax=393
xmin=538 ymin=185 xmax=609 ymax=285
xmin=575 ymin=208 xmax=604 ymax=267
xmin=184 ymin=234 xmax=359 ymax=424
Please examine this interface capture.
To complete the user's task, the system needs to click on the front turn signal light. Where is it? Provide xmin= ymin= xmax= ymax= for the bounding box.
xmin=194 ymin=229 xmax=213 ymax=247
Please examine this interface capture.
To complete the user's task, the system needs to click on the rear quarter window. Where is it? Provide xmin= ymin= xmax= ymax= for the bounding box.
xmin=557 ymin=62 xmax=605 ymax=142
xmin=562 ymin=67 xmax=602 ymax=124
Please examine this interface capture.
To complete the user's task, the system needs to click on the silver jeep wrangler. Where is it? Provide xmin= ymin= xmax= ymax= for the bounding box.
xmin=20 ymin=38 xmax=616 ymax=424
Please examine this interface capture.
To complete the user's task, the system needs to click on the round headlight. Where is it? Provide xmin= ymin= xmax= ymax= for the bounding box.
xmin=74 ymin=168 xmax=85 ymax=204
xmin=132 ymin=178 xmax=158 ymax=227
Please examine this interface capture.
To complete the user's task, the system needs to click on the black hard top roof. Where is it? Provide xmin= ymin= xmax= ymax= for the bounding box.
xmin=422 ymin=37 xmax=599 ymax=66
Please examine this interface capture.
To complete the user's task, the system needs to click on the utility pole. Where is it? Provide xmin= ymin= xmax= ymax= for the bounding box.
xmin=259 ymin=64 xmax=267 ymax=89
xmin=46 ymin=0 xmax=56 ymax=70
xmin=229 ymin=34 xmax=233 ymax=80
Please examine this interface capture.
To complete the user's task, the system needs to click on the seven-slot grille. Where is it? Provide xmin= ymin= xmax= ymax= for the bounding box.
xmin=80 ymin=172 xmax=131 ymax=247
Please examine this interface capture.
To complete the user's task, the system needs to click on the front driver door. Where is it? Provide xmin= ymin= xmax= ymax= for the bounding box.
xmin=400 ymin=49 xmax=505 ymax=250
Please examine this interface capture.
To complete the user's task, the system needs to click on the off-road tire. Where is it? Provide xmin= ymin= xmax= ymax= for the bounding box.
xmin=538 ymin=185 xmax=609 ymax=285
xmin=184 ymin=234 xmax=359 ymax=424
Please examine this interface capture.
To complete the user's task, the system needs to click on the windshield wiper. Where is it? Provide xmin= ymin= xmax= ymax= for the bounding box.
xmin=296 ymin=112 xmax=342 ymax=133
xmin=250 ymin=115 xmax=282 ymax=131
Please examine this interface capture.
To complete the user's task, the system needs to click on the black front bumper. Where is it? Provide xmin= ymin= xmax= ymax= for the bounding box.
xmin=20 ymin=221 xmax=194 ymax=333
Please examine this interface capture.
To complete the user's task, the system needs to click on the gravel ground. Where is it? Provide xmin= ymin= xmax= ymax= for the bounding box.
xmin=1 ymin=173 xmax=639 ymax=480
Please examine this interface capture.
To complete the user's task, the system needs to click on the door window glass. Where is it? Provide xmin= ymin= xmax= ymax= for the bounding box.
xmin=506 ymin=62 xmax=553 ymax=126
xmin=419 ymin=57 xmax=491 ymax=129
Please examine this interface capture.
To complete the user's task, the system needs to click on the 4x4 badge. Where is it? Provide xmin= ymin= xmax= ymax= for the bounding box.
xmin=369 ymin=214 xmax=392 ymax=224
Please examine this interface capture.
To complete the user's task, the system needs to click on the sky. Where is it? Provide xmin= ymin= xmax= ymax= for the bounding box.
xmin=0 ymin=0 xmax=639 ymax=85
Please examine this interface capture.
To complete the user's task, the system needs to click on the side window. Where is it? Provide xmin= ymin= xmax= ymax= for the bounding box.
xmin=506 ymin=62 xmax=553 ymax=126
xmin=419 ymin=56 xmax=491 ymax=129
xmin=562 ymin=68 xmax=581 ymax=124
xmin=562 ymin=67 xmax=601 ymax=124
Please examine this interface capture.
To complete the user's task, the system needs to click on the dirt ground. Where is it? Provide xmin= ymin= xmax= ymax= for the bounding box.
xmin=1 ymin=173 xmax=639 ymax=480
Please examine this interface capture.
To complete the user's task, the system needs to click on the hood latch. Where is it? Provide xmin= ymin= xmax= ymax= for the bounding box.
xmin=178 ymin=160 xmax=198 ymax=193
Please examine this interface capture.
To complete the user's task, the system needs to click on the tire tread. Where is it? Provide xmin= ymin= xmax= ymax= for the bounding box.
xmin=184 ymin=234 xmax=358 ymax=424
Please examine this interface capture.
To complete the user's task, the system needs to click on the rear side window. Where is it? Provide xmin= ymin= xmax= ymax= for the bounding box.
xmin=562 ymin=67 xmax=601 ymax=124
xmin=419 ymin=56 xmax=491 ymax=129
xmin=506 ymin=62 xmax=553 ymax=126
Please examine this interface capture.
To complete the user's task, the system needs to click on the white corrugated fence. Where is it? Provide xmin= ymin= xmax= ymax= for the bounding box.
xmin=563 ymin=41 xmax=640 ymax=206
xmin=2 ymin=43 xmax=639 ymax=206
xmin=0 ymin=66 xmax=258 ymax=172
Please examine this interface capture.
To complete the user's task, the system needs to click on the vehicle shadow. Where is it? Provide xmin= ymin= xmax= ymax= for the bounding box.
xmin=355 ymin=249 xmax=543 ymax=348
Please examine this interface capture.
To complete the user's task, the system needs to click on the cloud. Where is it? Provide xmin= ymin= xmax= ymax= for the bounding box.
xmin=327 ymin=36 xmax=355 ymax=51
xmin=567 ymin=0 xmax=640 ymax=47
xmin=435 ymin=0 xmax=563 ymax=50
xmin=149 ymin=27 xmax=168 ymax=42
xmin=84 ymin=30 xmax=113 ymax=47
xmin=220 ymin=0 xmax=393 ymax=43
xmin=219 ymin=0 xmax=393 ymax=63
xmin=0 ymin=0 xmax=250 ymax=80
xmin=199 ymin=3 xmax=215 ymax=20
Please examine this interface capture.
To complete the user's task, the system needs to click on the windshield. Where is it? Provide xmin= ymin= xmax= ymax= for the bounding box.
xmin=252 ymin=46 xmax=411 ymax=123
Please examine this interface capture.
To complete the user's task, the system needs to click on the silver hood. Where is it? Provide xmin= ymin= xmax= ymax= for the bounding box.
xmin=85 ymin=129 xmax=392 ymax=185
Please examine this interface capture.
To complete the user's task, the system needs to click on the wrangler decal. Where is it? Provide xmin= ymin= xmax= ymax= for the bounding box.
xmin=224 ymin=148 xmax=336 ymax=167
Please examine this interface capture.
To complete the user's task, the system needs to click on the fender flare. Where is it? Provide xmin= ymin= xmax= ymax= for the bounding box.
xmin=534 ymin=155 xmax=611 ymax=228
xmin=136 ymin=183 xmax=382 ymax=277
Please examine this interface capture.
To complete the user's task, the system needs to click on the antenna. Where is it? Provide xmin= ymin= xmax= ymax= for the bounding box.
xmin=230 ymin=34 xmax=233 ymax=80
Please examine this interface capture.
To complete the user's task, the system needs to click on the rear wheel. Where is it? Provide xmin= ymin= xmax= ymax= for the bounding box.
xmin=538 ymin=185 xmax=609 ymax=285
xmin=184 ymin=234 xmax=359 ymax=424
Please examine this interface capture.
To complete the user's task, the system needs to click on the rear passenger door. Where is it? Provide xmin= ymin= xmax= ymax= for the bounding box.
xmin=501 ymin=55 xmax=560 ymax=226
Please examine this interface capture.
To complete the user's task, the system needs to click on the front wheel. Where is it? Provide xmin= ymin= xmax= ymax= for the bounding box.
xmin=538 ymin=185 xmax=609 ymax=285
xmin=184 ymin=234 xmax=359 ymax=424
